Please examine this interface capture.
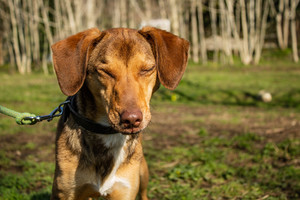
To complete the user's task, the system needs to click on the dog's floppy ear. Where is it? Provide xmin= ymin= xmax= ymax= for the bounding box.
xmin=139 ymin=27 xmax=189 ymax=90
xmin=51 ymin=28 xmax=103 ymax=96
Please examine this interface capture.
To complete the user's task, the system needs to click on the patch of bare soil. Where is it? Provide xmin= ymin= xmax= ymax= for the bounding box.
xmin=0 ymin=132 xmax=55 ymax=172
xmin=145 ymin=104 xmax=300 ymax=148
xmin=1 ymin=104 xmax=299 ymax=169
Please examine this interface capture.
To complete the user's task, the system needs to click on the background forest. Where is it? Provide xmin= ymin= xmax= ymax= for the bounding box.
xmin=0 ymin=0 xmax=299 ymax=74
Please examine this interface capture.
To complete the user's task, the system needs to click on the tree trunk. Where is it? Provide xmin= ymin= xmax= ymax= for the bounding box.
xmin=197 ymin=0 xmax=207 ymax=63
xmin=190 ymin=0 xmax=199 ymax=63
xmin=54 ymin=0 xmax=63 ymax=40
xmin=283 ymin=0 xmax=290 ymax=49
xmin=42 ymin=39 xmax=49 ymax=75
xmin=240 ymin=0 xmax=251 ymax=64
xmin=159 ymin=0 xmax=167 ymax=19
xmin=74 ymin=0 xmax=83 ymax=31
xmin=178 ymin=1 xmax=186 ymax=38
xmin=235 ymin=1 xmax=241 ymax=38
xmin=129 ymin=0 xmax=145 ymax=21
xmin=290 ymin=0 xmax=299 ymax=62
xmin=254 ymin=0 xmax=269 ymax=64
xmin=8 ymin=0 xmax=25 ymax=74
xmin=30 ymin=0 xmax=40 ymax=64
xmin=15 ymin=0 xmax=28 ymax=71
xmin=113 ymin=0 xmax=121 ymax=27
xmin=8 ymin=40 xmax=15 ymax=67
xmin=169 ymin=0 xmax=179 ymax=35
xmin=86 ymin=0 xmax=95 ymax=28
xmin=2 ymin=17 xmax=14 ymax=66
xmin=128 ymin=0 xmax=136 ymax=28
xmin=144 ymin=0 xmax=152 ymax=21
xmin=40 ymin=1 xmax=53 ymax=46
xmin=219 ymin=0 xmax=233 ymax=64
xmin=128 ymin=0 xmax=137 ymax=28
xmin=65 ymin=0 xmax=77 ymax=33
xmin=210 ymin=0 xmax=218 ymax=62
xmin=227 ymin=0 xmax=241 ymax=56
xmin=120 ymin=0 xmax=127 ymax=27
xmin=248 ymin=0 xmax=256 ymax=56
xmin=23 ymin=0 xmax=32 ymax=73
xmin=276 ymin=0 xmax=285 ymax=49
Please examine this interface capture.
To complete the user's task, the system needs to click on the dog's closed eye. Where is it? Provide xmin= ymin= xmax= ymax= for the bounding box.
xmin=139 ymin=65 xmax=155 ymax=76
xmin=97 ymin=68 xmax=115 ymax=79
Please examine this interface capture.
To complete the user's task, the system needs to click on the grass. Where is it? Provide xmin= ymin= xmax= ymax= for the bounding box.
xmin=153 ymin=63 xmax=300 ymax=109
xmin=0 ymin=58 xmax=300 ymax=199
xmin=144 ymin=126 xmax=300 ymax=199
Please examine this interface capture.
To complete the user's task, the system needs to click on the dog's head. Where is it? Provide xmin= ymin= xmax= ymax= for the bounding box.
xmin=52 ymin=27 xmax=189 ymax=135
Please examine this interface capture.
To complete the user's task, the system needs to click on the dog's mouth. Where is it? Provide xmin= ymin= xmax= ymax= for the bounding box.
xmin=120 ymin=128 xmax=142 ymax=135
xmin=113 ymin=125 xmax=143 ymax=135
xmin=110 ymin=121 xmax=146 ymax=135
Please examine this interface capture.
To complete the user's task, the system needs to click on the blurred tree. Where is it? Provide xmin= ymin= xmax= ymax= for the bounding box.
xmin=0 ymin=0 xmax=299 ymax=74
xmin=197 ymin=0 xmax=207 ymax=64
xmin=290 ymin=0 xmax=299 ymax=62
xmin=169 ymin=0 xmax=179 ymax=35
xmin=209 ymin=0 xmax=218 ymax=62
xmin=190 ymin=0 xmax=199 ymax=63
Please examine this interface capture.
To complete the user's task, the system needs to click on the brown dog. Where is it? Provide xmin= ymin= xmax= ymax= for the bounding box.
xmin=50 ymin=27 xmax=189 ymax=200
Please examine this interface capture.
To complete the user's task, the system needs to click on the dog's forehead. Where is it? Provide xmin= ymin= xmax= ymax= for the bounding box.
xmin=90 ymin=28 xmax=154 ymax=65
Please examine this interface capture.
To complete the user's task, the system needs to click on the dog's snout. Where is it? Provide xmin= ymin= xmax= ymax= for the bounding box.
xmin=121 ymin=109 xmax=143 ymax=128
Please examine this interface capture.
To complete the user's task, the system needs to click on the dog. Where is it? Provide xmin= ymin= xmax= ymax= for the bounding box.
xmin=50 ymin=27 xmax=189 ymax=200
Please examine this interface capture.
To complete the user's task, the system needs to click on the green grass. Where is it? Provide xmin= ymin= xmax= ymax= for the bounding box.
xmin=0 ymin=59 xmax=300 ymax=199
xmin=144 ymin=131 xmax=300 ymax=199
xmin=0 ymin=74 xmax=65 ymax=136
xmin=153 ymin=63 xmax=300 ymax=109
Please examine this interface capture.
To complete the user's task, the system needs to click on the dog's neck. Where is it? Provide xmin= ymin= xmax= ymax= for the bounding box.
xmin=73 ymin=85 xmax=139 ymax=158
xmin=74 ymin=85 xmax=133 ymax=139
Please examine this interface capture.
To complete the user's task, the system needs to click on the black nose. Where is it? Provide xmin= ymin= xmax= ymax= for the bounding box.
xmin=120 ymin=109 xmax=143 ymax=128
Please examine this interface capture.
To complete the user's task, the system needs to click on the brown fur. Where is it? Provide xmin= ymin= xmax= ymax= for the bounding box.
xmin=51 ymin=27 xmax=189 ymax=200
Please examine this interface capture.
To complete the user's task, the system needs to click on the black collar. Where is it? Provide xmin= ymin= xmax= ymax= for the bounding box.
xmin=63 ymin=96 xmax=119 ymax=134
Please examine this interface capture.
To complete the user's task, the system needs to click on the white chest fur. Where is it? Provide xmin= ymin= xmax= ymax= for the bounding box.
xmin=97 ymin=134 xmax=131 ymax=196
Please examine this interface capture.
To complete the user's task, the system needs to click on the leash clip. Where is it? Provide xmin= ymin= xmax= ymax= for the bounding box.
xmin=24 ymin=100 xmax=70 ymax=123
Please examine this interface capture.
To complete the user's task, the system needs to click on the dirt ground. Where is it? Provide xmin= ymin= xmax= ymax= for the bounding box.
xmin=1 ymin=104 xmax=299 ymax=167
xmin=146 ymin=104 xmax=300 ymax=149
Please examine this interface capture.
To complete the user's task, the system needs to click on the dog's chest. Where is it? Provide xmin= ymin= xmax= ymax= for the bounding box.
xmin=91 ymin=134 xmax=132 ymax=196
